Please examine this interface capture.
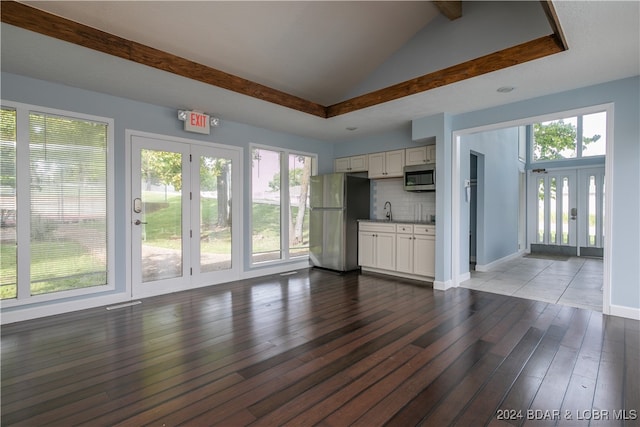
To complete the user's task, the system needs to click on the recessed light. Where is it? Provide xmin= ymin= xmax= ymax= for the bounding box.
xmin=346 ymin=127 xmax=358 ymax=131
xmin=497 ymin=86 xmax=515 ymax=93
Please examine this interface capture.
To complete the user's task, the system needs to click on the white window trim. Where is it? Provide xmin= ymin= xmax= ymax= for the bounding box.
xmin=0 ymin=100 xmax=115 ymax=308
xmin=249 ymin=143 xmax=317 ymax=267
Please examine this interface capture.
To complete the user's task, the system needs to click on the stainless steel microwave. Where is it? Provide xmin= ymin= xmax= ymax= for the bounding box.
xmin=404 ymin=163 xmax=436 ymax=191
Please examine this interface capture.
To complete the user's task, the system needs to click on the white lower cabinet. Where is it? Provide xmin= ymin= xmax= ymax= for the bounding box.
xmin=358 ymin=222 xmax=396 ymax=271
xmin=359 ymin=221 xmax=435 ymax=281
xmin=413 ymin=234 xmax=435 ymax=277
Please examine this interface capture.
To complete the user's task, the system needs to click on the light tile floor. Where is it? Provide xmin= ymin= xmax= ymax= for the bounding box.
xmin=460 ymin=255 xmax=603 ymax=312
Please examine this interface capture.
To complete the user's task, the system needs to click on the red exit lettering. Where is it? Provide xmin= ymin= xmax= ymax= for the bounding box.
xmin=190 ymin=113 xmax=206 ymax=128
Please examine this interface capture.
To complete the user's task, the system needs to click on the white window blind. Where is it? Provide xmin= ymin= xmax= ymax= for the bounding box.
xmin=28 ymin=112 xmax=108 ymax=295
xmin=0 ymin=108 xmax=17 ymax=299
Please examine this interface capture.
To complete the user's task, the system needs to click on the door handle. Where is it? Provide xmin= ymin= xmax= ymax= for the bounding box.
xmin=134 ymin=219 xmax=147 ymax=225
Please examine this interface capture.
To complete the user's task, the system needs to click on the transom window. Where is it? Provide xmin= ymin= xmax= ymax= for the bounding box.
xmin=531 ymin=111 xmax=606 ymax=162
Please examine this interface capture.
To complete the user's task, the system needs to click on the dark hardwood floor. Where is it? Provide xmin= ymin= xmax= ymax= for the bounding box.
xmin=2 ymin=268 xmax=639 ymax=426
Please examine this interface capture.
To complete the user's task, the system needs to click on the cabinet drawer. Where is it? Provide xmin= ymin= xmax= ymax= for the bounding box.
xmin=359 ymin=222 xmax=396 ymax=233
xmin=396 ymin=224 xmax=413 ymax=234
xmin=413 ymin=225 xmax=435 ymax=235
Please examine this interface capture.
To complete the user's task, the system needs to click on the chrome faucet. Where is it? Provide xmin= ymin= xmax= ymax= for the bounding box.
xmin=384 ymin=201 xmax=392 ymax=221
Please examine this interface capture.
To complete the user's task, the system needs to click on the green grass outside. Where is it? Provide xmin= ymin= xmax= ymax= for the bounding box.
xmin=1 ymin=240 xmax=106 ymax=299
xmin=0 ymin=193 xmax=310 ymax=299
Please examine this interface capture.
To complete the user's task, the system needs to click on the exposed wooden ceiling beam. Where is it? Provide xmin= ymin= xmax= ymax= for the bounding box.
xmin=326 ymin=35 xmax=565 ymax=117
xmin=0 ymin=1 xmax=328 ymax=118
xmin=539 ymin=0 xmax=569 ymax=50
xmin=1 ymin=1 xmax=568 ymax=120
xmin=433 ymin=1 xmax=462 ymax=21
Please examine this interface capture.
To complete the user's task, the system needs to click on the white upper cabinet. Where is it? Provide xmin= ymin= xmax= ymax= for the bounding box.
xmin=368 ymin=149 xmax=405 ymax=179
xmin=405 ymin=145 xmax=436 ymax=166
xmin=334 ymin=154 xmax=368 ymax=172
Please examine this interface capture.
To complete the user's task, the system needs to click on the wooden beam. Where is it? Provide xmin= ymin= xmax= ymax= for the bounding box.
xmin=539 ymin=0 xmax=569 ymax=51
xmin=0 ymin=1 xmax=328 ymax=118
xmin=433 ymin=1 xmax=462 ymax=21
xmin=1 ymin=1 xmax=569 ymax=120
xmin=326 ymin=35 xmax=565 ymax=117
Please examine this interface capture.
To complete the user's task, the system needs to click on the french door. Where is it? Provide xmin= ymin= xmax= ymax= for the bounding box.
xmin=131 ymin=135 xmax=240 ymax=297
xmin=529 ymin=167 xmax=604 ymax=256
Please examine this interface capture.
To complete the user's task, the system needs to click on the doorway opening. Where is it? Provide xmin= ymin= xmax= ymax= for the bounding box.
xmin=453 ymin=103 xmax=612 ymax=313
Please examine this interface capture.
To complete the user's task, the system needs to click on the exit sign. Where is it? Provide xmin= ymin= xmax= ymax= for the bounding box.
xmin=184 ymin=111 xmax=210 ymax=134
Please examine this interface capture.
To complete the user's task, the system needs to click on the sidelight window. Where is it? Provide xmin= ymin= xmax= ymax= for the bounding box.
xmin=250 ymin=145 xmax=315 ymax=265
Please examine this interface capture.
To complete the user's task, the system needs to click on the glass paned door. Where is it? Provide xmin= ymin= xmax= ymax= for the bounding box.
xmin=132 ymin=137 xmax=189 ymax=294
xmin=190 ymin=145 xmax=238 ymax=286
xmin=529 ymin=170 xmax=577 ymax=251
xmin=131 ymin=136 xmax=240 ymax=296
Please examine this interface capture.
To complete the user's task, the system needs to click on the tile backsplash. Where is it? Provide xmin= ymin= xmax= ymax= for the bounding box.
xmin=371 ymin=178 xmax=435 ymax=222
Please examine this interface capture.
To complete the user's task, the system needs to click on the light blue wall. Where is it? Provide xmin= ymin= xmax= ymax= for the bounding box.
xmin=332 ymin=125 xmax=418 ymax=158
xmin=1 ymin=72 xmax=334 ymax=310
xmin=459 ymin=128 xmax=521 ymax=270
xmin=413 ymin=76 xmax=640 ymax=310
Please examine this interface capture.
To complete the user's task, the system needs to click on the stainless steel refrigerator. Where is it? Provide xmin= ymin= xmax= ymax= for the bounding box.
xmin=309 ymin=173 xmax=370 ymax=271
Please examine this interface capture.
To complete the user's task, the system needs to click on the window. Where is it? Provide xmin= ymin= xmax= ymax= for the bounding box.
xmin=531 ymin=111 xmax=606 ymax=162
xmin=251 ymin=146 xmax=315 ymax=265
xmin=1 ymin=103 xmax=113 ymax=302
xmin=1 ymin=108 xmax=17 ymax=299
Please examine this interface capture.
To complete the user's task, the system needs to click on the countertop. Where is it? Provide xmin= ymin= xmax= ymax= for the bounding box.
xmin=358 ymin=219 xmax=436 ymax=226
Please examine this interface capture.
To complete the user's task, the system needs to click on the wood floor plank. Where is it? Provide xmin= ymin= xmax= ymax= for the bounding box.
xmin=1 ymin=268 xmax=637 ymax=427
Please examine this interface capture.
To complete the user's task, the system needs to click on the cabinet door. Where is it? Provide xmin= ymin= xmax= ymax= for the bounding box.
xmin=414 ymin=235 xmax=435 ymax=277
xmin=367 ymin=152 xmax=386 ymax=179
xmin=334 ymin=157 xmax=350 ymax=173
xmin=385 ymin=150 xmax=405 ymax=177
xmin=396 ymin=234 xmax=413 ymax=273
xmin=405 ymin=147 xmax=428 ymax=166
xmin=426 ymin=145 xmax=436 ymax=163
xmin=376 ymin=232 xmax=396 ymax=271
xmin=349 ymin=155 xmax=368 ymax=172
xmin=358 ymin=232 xmax=376 ymax=268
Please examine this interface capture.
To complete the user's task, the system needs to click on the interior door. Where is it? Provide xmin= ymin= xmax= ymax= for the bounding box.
xmin=131 ymin=136 xmax=240 ymax=297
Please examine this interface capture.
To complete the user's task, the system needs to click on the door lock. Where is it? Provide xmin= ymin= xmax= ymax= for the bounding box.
xmin=570 ymin=207 xmax=577 ymax=220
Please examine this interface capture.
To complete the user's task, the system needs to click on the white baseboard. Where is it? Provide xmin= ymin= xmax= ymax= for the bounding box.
xmin=608 ymin=304 xmax=640 ymax=320
xmin=1 ymin=293 xmax=131 ymax=325
xmin=243 ymin=260 xmax=312 ymax=279
xmin=433 ymin=279 xmax=454 ymax=290
xmin=2 ymin=261 xmax=312 ymax=325
xmin=475 ymin=250 xmax=525 ymax=272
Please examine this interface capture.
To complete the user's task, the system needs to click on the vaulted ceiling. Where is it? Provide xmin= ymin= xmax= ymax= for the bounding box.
xmin=1 ymin=1 xmax=639 ymax=140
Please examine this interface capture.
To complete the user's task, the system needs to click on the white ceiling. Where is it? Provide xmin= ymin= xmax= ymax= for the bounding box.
xmin=2 ymin=1 xmax=639 ymax=141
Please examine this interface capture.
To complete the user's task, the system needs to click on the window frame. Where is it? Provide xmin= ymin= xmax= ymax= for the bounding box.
xmin=0 ymin=100 xmax=115 ymax=307
xmin=529 ymin=106 xmax=608 ymax=165
xmin=249 ymin=143 xmax=317 ymax=267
